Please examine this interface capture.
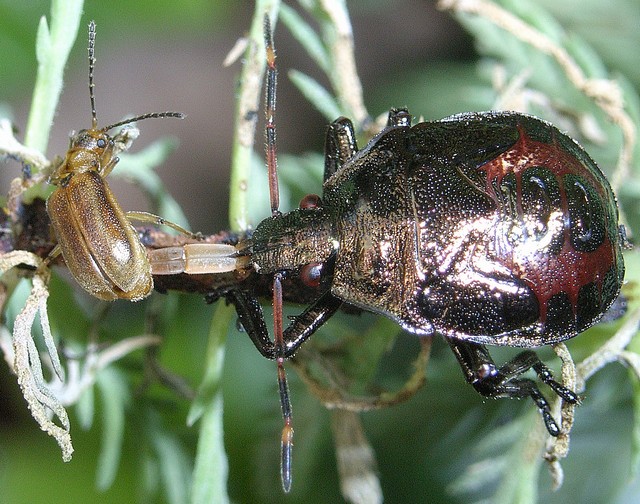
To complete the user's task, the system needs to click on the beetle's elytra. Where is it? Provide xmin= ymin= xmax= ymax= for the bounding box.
xmin=47 ymin=156 xmax=152 ymax=301
xmin=46 ymin=21 xmax=185 ymax=301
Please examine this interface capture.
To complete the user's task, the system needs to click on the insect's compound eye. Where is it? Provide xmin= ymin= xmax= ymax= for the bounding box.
xmin=300 ymin=262 xmax=323 ymax=288
xmin=299 ymin=194 xmax=322 ymax=210
xmin=96 ymin=137 xmax=108 ymax=149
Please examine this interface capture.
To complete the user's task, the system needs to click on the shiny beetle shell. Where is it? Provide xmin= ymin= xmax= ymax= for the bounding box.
xmin=321 ymin=111 xmax=624 ymax=346
xmin=43 ymin=21 xmax=187 ymax=302
xmin=46 ymin=128 xmax=152 ymax=301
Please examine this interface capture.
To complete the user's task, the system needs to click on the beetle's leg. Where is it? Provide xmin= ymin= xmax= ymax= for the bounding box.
xmin=324 ymin=117 xmax=358 ymax=181
xmin=43 ymin=244 xmax=62 ymax=266
xmin=100 ymin=155 xmax=120 ymax=178
xmin=446 ymin=338 xmax=578 ymax=436
xmin=495 ymin=350 xmax=579 ymax=404
xmin=323 ymin=110 xmax=411 ymax=182
xmin=226 ymin=289 xmax=343 ymax=359
xmin=323 ymin=108 xmax=413 ymax=182
xmin=125 ymin=210 xmax=201 ymax=239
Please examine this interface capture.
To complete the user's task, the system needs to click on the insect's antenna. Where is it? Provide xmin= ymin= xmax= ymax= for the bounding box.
xmin=264 ymin=14 xmax=280 ymax=215
xmin=273 ymin=272 xmax=293 ymax=492
xmin=88 ymin=21 xmax=98 ymax=129
xmin=102 ymin=112 xmax=185 ymax=132
xmin=264 ymin=13 xmax=293 ymax=493
xmin=86 ymin=22 xmax=183 ymax=133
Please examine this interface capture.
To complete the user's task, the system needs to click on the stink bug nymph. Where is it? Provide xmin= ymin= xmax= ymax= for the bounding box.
xmin=151 ymin=13 xmax=626 ymax=492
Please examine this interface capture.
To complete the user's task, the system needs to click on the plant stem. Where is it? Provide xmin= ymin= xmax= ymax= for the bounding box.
xmin=24 ymin=0 xmax=84 ymax=156
xmin=228 ymin=0 xmax=281 ymax=232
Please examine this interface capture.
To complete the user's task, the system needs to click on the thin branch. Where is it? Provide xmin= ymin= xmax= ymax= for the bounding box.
xmin=24 ymin=0 xmax=85 ymax=155
xmin=228 ymin=0 xmax=281 ymax=232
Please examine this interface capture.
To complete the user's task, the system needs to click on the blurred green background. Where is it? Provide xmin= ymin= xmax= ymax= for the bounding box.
xmin=1 ymin=1 xmax=639 ymax=503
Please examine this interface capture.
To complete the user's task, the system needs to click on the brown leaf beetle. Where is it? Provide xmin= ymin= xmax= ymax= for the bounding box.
xmin=46 ymin=21 xmax=189 ymax=301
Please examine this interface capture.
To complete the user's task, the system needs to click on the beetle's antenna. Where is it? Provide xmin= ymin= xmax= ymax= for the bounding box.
xmin=264 ymin=14 xmax=280 ymax=215
xmin=102 ymin=112 xmax=185 ymax=132
xmin=264 ymin=13 xmax=293 ymax=493
xmin=86 ymin=21 xmax=184 ymax=133
xmin=88 ymin=21 xmax=98 ymax=129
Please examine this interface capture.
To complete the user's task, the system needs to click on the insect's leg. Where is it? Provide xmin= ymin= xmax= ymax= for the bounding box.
xmin=281 ymin=291 xmax=343 ymax=357
xmin=227 ymin=286 xmax=339 ymax=493
xmin=125 ymin=211 xmax=200 ymax=239
xmin=43 ymin=244 xmax=62 ymax=266
xmin=323 ymin=109 xmax=411 ymax=182
xmin=101 ymin=155 xmax=120 ymax=178
xmin=387 ymin=108 xmax=412 ymax=127
xmin=324 ymin=117 xmax=358 ymax=181
xmin=226 ymin=289 xmax=342 ymax=359
xmin=226 ymin=290 xmax=275 ymax=359
xmin=446 ymin=338 xmax=578 ymax=436
xmin=495 ymin=350 xmax=579 ymax=404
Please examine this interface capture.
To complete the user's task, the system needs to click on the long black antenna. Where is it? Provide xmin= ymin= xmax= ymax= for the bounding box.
xmin=88 ymin=20 xmax=98 ymax=129
xmin=86 ymin=21 xmax=184 ymax=133
xmin=102 ymin=112 xmax=185 ymax=132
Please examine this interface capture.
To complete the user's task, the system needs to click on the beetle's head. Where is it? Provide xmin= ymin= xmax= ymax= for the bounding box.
xmin=67 ymin=127 xmax=115 ymax=168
